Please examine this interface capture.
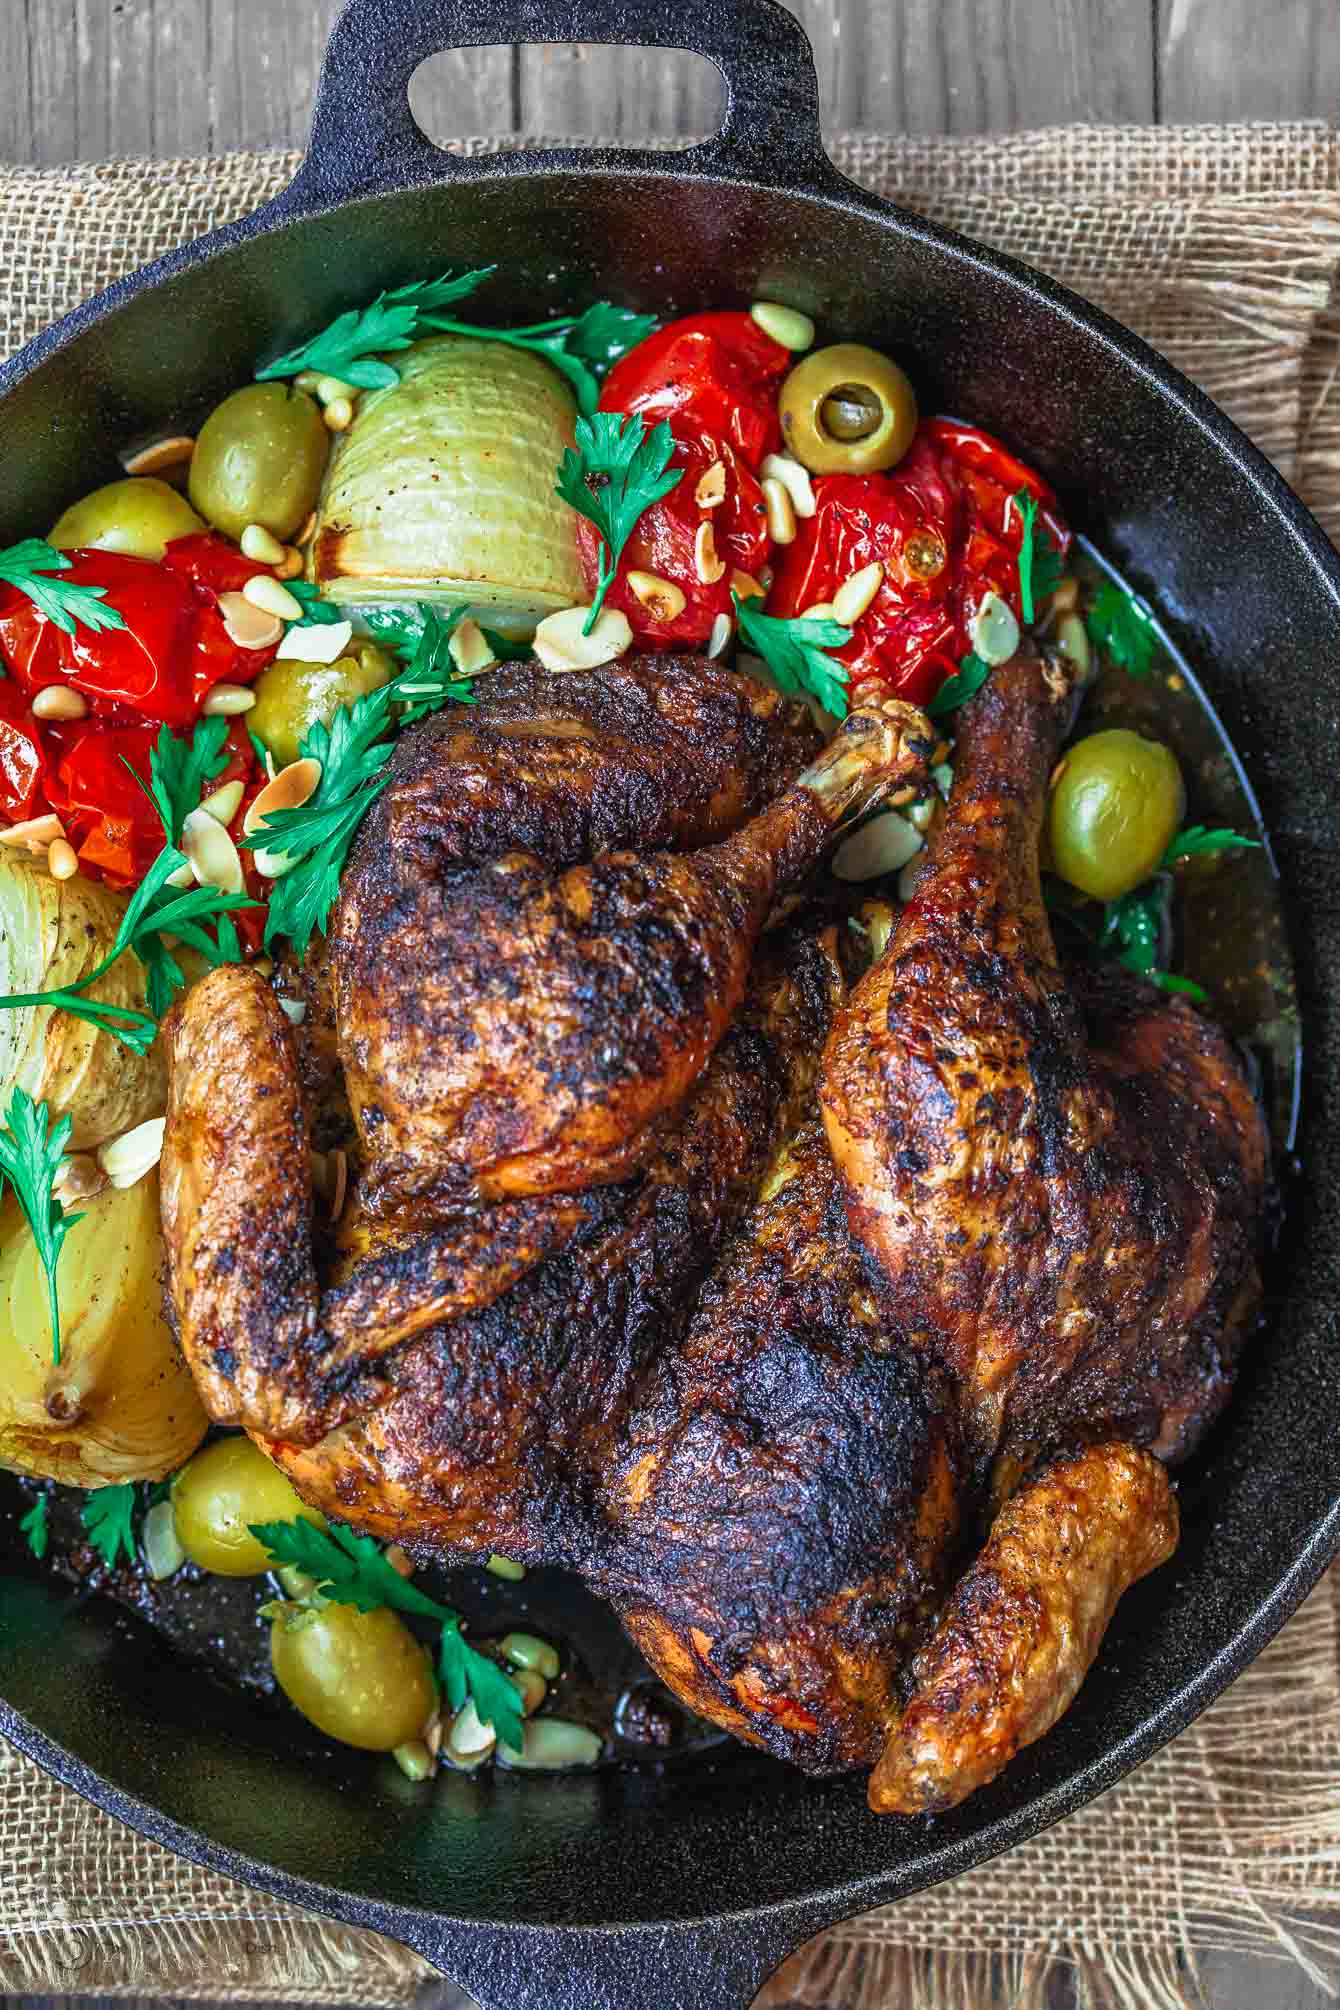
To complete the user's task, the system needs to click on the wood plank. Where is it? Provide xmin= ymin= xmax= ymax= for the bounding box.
xmin=513 ymin=0 xmax=1155 ymax=144
xmin=1158 ymin=0 xmax=1340 ymax=121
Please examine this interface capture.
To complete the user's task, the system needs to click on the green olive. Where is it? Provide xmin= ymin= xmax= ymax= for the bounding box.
xmin=189 ymin=383 xmax=329 ymax=541
xmin=172 ymin=1434 xmax=323 ymax=1577
xmin=49 ymin=477 xmax=204 ymax=561
xmin=270 ymin=1602 xmax=437 ymax=1752
xmin=1048 ymin=729 xmax=1186 ymax=901
xmin=778 ymin=343 xmax=918 ymax=475
xmin=248 ymin=641 xmax=396 ymax=768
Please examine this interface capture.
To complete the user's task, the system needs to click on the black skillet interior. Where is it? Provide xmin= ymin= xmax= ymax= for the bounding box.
xmin=3 ymin=3 xmax=1340 ymax=2006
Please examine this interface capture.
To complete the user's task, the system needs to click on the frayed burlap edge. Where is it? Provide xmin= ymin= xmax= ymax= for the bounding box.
xmin=1 ymin=123 xmax=1340 ymax=2008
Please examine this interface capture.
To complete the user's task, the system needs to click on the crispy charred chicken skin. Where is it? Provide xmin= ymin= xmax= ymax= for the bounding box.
xmin=161 ymin=645 xmax=1269 ymax=1815
xmin=161 ymin=658 xmax=934 ymax=1443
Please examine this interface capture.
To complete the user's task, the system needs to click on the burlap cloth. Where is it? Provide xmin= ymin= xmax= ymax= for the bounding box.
xmin=2 ymin=123 xmax=1340 ymax=2010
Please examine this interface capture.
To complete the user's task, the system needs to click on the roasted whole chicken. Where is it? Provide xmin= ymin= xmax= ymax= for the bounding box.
xmin=161 ymin=647 xmax=1269 ymax=1813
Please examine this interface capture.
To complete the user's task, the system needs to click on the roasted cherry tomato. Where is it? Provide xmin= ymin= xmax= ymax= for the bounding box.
xmin=599 ymin=312 xmax=791 ymax=468
xmin=576 ymin=432 xmax=770 ymax=648
xmin=768 ymin=418 xmax=1069 ymax=708
xmin=0 ymin=682 xmax=50 ymax=822
xmin=40 ymin=715 xmax=258 ymax=890
xmin=0 ymin=538 xmax=279 ymax=728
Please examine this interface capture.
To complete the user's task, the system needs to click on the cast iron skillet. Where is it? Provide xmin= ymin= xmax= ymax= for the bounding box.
xmin=2 ymin=3 xmax=1340 ymax=2005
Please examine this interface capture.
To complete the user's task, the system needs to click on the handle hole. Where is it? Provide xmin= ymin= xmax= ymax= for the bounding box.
xmin=409 ymin=43 xmax=725 ymax=149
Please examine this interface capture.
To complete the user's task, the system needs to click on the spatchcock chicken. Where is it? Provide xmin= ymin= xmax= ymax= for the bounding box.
xmin=160 ymin=648 xmax=1269 ymax=1814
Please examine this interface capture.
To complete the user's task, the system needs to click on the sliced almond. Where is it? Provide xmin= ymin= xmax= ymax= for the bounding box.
xmin=761 ymin=476 xmax=797 ymax=547
xmin=706 ymin=612 xmax=733 ymax=659
xmin=694 ymin=522 xmax=725 ymax=585
xmin=832 ymin=811 xmax=924 ymax=883
xmin=800 ymin=599 xmax=837 ymax=621
xmin=32 ymin=685 xmax=89 ymax=722
xmin=694 ymin=460 xmax=727 ymax=509
xmin=121 ymin=434 xmax=195 ymax=480
xmin=201 ymin=682 xmax=258 ymax=717
xmin=968 ymin=590 xmax=1021 ymax=666
xmin=448 ymin=618 xmax=498 ymax=678
xmin=532 ymin=605 xmax=633 ymax=673
xmin=200 ymin=778 xmax=244 ymax=826
xmin=243 ymin=757 xmax=322 ymax=837
xmin=760 ymin=452 xmax=817 ymax=520
xmin=53 ymin=1153 xmax=108 ymax=1206
xmin=181 ymin=806 xmax=245 ymax=894
xmin=625 ymin=570 xmax=687 ymax=623
xmin=275 ymin=617 xmax=353 ymax=664
xmin=1 ymin=813 xmax=65 ymax=853
xmin=833 ymin=561 xmax=884 ymax=626
xmin=218 ymin=592 xmax=284 ymax=651
xmin=731 ymin=569 xmax=766 ymax=602
xmin=278 ymin=996 xmax=307 ymax=1027
xmin=97 ymin=1116 xmax=166 ymax=1190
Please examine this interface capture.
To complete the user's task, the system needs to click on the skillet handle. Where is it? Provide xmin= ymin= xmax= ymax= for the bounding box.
xmin=283 ymin=0 xmax=836 ymax=209
xmin=393 ymin=1911 xmax=814 ymax=2010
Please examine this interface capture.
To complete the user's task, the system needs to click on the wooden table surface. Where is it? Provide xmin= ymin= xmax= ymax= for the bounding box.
xmin=2 ymin=3 xmax=1337 ymax=2009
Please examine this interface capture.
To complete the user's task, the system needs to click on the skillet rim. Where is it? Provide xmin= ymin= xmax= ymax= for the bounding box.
xmin=1 ymin=148 xmax=1338 ymax=1980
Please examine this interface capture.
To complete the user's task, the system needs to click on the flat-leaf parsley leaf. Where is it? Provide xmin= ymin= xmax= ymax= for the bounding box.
xmin=1086 ymin=580 xmax=1158 ymax=679
xmin=1162 ymin=824 xmax=1260 ymax=866
xmin=556 ymin=412 xmax=683 ymax=629
xmin=81 ymin=1484 xmax=138 ymax=1569
xmin=927 ymin=653 xmax=991 ymax=719
xmin=1011 ymin=490 xmax=1063 ymax=624
xmin=732 ymin=594 xmax=852 ymax=718
xmin=252 ymin=1518 xmax=524 ymax=1751
xmin=256 ymin=269 xmax=497 ymax=390
xmin=0 ymin=539 xmax=127 ymax=637
xmin=0 ymin=1088 xmax=82 ymax=1364
xmin=19 ymin=1495 xmax=49 ymax=1560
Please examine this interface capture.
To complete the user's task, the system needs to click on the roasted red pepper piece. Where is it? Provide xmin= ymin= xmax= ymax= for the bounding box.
xmin=0 ymin=539 xmax=278 ymax=728
xmin=599 ymin=311 xmax=792 ymax=469
xmin=0 ymin=681 xmax=50 ymax=822
xmin=768 ymin=418 xmax=1069 ymax=708
xmin=575 ymin=432 xmax=771 ymax=649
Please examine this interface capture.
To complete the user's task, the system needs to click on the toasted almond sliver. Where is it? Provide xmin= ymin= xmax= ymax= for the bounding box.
xmin=706 ymin=612 xmax=733 ymax=659
xmin=53 ymin=1153 xmax=108 ymax=1206
xmin=731 ymin=569 xmax=767 ymax=602
xmin=694 ymin=460 xmax=727 ymax=510
xmin=181 ymin=806 xmax=245 ymax=894
xmin=275 ymin=618 xmax=353 ymax=664
xmin=200 ymin=778 xmax=244 ymax=827
xmin=0 ymin=813 xmax=65 ymax=851
xmin=121 ymin=434 xmax=195 ymax=479
xmin=97 ymin=1116 xmax=166 ymax=1190
xmin=278 ymin=996 xmax=307 ymax=1027
xmin=448 ymin=618 xmax=498 ymax=678
xmin=218 ymin=592 xmax=284 ymax=651
xmin=626 ymin=570 xmax=687 ymax=623
xmin=532 ymin=605 xmax=633 ymax=673
xmin=243 ymin=757 xmax=323 ymax=837
xmin=694 ymin=521 xmax=725 ymax=585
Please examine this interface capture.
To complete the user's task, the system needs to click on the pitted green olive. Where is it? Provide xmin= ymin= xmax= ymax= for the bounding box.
xmin=248 ymin=642 xmax=395 ymax=767
xmin=1048 ymin=729 xmax=1185 ymax=901
xmin=270 ymin=1602 xmax=437 ymax=1751
xmin=189 ymin=383 xmax=329 ymax=541
xmin=172 ymin=1434 xmax=323 ymax=1576
xmin=778 ymin=343 xmax=918 ymax=475
xmin=49 ymin=477 xmax=204 ymax=560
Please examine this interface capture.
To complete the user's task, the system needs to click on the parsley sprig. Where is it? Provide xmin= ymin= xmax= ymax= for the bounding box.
xmin=927 ymin=652 xmax=991 ymax=719
xmin=0 ymin=1088 xmax=81 ymax=1364
xmin=80 ymin=1483 xmax=139 ymax=1569
xmin=1086 ymin=580 xmax=1158 ymax=679
xmin=1163 ymin=824 xmax=1260 ymax=865
xmin=416 ymin=301 xmax=657 ymax=415
xmin=732 ymin=593 xmax=852 ymax=717
xmin=0 ymin=539 xmax=127 ymax=636
xmin=1011 ymin=491 xmax=1063 ymax=625
xmin=284 ymin=580 xmax=346 ymax=628
xmin=19 ymin=1495 xmax=49 ymax=1560
xmin=245 ymin=619 xmax=475 ymax=956
xmin=0 ymin=720 xmax=256 ymax=1051
xmin=253 ymin=1518 xmax=524 ymax=1752
xmin=556 ymin=412 xmax=683 ymax=630
xmin=255 ymin=269 xmax=497 ymax=390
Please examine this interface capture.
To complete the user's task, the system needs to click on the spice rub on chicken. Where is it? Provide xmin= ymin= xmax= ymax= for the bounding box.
xmin=160 ymin=646 xmax=1269 ymax=1815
